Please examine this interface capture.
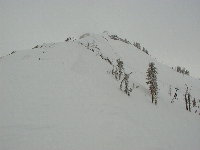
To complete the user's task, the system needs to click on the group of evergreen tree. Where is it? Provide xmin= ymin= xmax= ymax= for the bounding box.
xmin=120 ymin=72 xmax=132 ymax=96
xmin=111 ymin=59 xmax=198 ymax=113
xmin=142 ymin=47 xmax=149 ymax=55
xmin=184 ymin=85 xmax=199 ymax=113
xmin=172 ymin=66 xmax=190 ymax=76
xmin=133 ymin=42 xmax=141 ymax=50
xmin=112 ymin=59 xmax=132 ymax=96
xmin=133 ymin=42 xmax=149 ymax=55
xmin=168 ymin=84 xmax=200 ymax=114
xmin=109 ymin=35 xmax=131 ymax=44
xmin=111 ymin=60 xmax=159 ymax=103
xmin=112 ymin=59 xmax=124 ymax=80
xmin=76 ymin=33 xmax=199 ymax=113
xmin=65 ymin=37 xmax=76 ymax=42
xmin=109 ymin=35 xmax=149 ymax=55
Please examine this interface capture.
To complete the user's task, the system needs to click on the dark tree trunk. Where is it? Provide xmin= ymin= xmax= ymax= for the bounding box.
xmin=185 ymin=94 xmax=188 ymax=111
xmin=188 ymin=93 xmax=191 ymax=112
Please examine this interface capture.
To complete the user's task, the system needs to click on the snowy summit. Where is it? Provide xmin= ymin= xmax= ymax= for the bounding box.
xmin=0 ymin=32 xmax=200 ymax=150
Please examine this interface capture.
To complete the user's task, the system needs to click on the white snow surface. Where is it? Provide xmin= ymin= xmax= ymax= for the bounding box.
xmin=0 ymin=32 xmax=200 ymax=150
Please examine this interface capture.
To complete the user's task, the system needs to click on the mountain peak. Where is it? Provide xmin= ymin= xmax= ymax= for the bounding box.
xmin=1 ymin=31 xmax=200 ymax=150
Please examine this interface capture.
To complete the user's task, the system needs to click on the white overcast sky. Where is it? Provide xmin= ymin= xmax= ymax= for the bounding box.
xmin=0 ymin=0 xmax=200 ymax=78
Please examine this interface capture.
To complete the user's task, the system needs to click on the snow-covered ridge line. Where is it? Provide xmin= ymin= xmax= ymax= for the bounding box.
xmin=64 ymin=32 xmax=200 ymax=116
xmin=1 ymin=31 xmax=200 ymax=116
xmin=1 ymin=31 xmax=200 ymax=150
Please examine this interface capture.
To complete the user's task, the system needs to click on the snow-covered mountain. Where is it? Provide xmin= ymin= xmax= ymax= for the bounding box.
xmin=1 ymin=32 xmax=200 ymax=150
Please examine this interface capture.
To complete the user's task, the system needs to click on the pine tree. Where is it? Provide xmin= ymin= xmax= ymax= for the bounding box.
xmin=146 ymin=62 xmax=158 ymax=105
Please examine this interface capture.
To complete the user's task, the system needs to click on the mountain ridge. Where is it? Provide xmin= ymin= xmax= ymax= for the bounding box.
xmin=0 ymin=32 xmax=200 ymax=150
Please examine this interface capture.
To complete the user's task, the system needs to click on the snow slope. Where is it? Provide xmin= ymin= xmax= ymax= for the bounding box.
xmin=0 ymin=32 xmax=200 ymax=150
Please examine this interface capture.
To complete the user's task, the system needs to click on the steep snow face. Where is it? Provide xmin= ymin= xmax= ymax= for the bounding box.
xmin=78 ymin=32 xmax=200 ymax=113
xmin=0 ymin=32 xmax=200 ymax=150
